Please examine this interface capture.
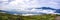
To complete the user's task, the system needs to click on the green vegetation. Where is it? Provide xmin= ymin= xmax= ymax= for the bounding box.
xmin=22 ymin=14 xmax=56 ymax=20
xmin=0 ymin=12 xmax=23 ymax=20
xmin=0 ymin=12 xmax=56 ymax=20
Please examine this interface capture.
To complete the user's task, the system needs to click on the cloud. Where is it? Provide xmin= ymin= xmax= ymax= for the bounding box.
xmin=1 ymin=0 xmax=60 ymax=10
xmin=21 ymin=9 xmax=57 ymax=16
xmin=31 ymin=9 xmax=55 ymax=13
xmin=1 ymin=0 xmax=60 ymax=15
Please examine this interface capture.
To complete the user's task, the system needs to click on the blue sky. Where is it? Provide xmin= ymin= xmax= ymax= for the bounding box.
xmin=0 ymin=0 xmax=60 ymax=15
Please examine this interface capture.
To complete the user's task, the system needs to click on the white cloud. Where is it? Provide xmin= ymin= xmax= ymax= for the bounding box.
xmin=30 ymin=9 xmax=55 ymax=13
xmin=1 ymin=0 xmax=60 ymax=15
xmin=0 ymin=0 xmax=8 ymax=1
xmin=21 ymin=9 xmax=56 ymax=16
xmin=22 ymin=14 xmax=34 ymax=16
xmin=1 ymin=0 xmax=60 ymax=10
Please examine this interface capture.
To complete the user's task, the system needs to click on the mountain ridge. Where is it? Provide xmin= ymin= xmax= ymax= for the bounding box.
xmin=0 ymin=7 xmax=60 ymax=15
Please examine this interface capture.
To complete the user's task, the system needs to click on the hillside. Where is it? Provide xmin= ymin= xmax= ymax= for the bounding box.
xmin=0 ymin=12 xmax=57 ymax=20
xmin=0 ymin=12 xmax=23 ymax=20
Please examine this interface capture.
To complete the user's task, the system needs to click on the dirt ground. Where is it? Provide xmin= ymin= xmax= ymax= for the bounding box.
xmin=55 ymin=16 xmax=60 ymax=20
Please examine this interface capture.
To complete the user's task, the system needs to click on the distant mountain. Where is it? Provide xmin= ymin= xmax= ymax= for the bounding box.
xmin=0 ymin=10 xmax=16 ymax=14
xmin=0 ymin=10 xmax=7 ymax=12
xmin=0 ymin=7 xmax=60 ymax=15
xmin=0 ymin=10 xmax=46 ymax=15
xmin=0 ymin=10 xmax=9 ymax=13
xmin=35 ymin=7 xmax=56 ymax=10
xmin=35 ymin=7 xmax=60 ymax=14
xmin=55 ymin=9 xmax=60 ymax=13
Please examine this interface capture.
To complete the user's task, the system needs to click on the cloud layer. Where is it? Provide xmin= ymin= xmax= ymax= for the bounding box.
xmin=0 ymin=0 xmax=60 ymax=15
xmin=1 ymin=0 xmax=60 ymax=10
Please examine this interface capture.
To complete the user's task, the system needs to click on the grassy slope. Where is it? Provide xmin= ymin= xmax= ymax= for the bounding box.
xmin=0 ymin=12 xmax=56 ymax=20
xmin=0 ymin=12 xmax=23 ymax=20
xmin=22 ymin=14 xmax=56 ymax=20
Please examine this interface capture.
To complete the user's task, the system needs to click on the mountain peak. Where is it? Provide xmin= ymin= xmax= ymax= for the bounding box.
xmin=55 ymin=9 xmax=60 ymax=13
xmin=35 ymin=7 xmax=56 ymax=10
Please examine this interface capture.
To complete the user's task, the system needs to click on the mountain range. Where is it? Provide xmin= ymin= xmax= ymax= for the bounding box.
xmin=35 ymin=7 xmax=56 ymax=10
xmin=0 ymin=7 xmax=60 ymax=15
xmin=36 ymin=7 xmax=60 ymax=13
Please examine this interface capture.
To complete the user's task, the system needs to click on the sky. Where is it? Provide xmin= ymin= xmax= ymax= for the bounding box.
xmin=0 ymin=0 xmax=60 ymax=9
xmin=0 ymin=0 xmax=60 ymax=15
